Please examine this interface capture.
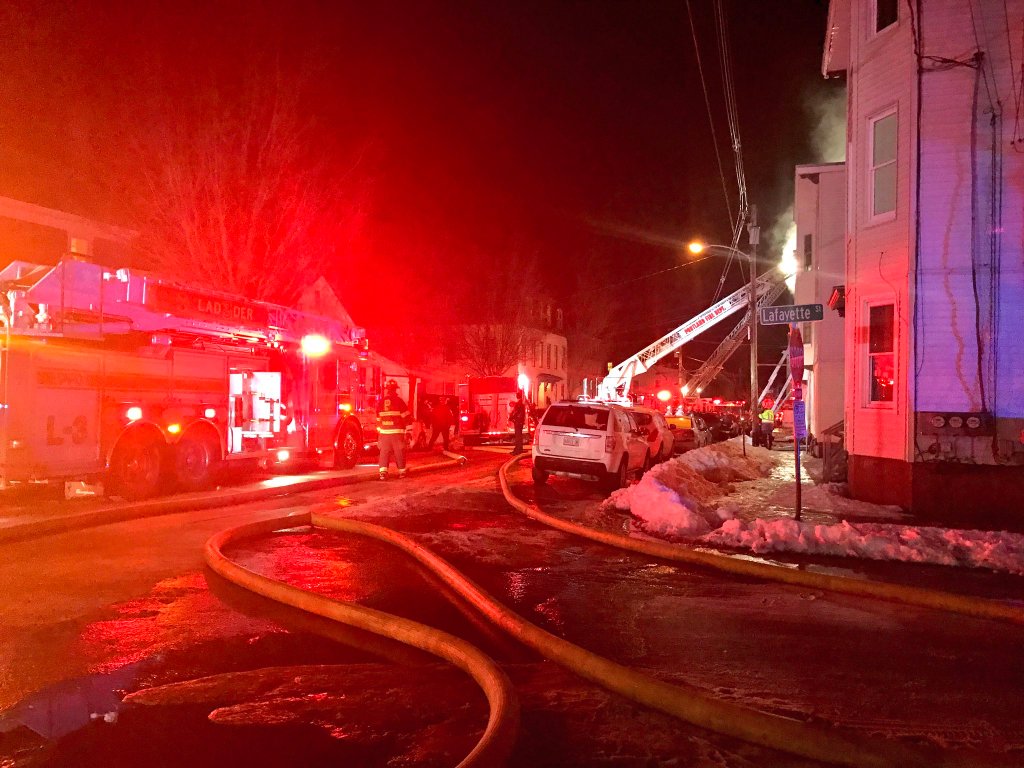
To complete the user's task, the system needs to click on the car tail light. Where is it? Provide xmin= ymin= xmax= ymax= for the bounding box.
xmin=604 ymin=436 xmax=615 ymax=453
xmin=533 ymin=429 xmax=540 ymax=446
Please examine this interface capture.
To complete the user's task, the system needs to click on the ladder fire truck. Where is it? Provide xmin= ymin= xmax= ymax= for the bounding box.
xmin=0 ymin=258 xmax=384 ymax=499
xmin=597 ymin=270 xmax=789 ymax=403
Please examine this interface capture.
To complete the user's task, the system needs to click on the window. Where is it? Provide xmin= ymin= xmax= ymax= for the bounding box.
xmin=868 ymin=304 xmax=895 ymax=402
xmin=870 ymin=112 xmax=897 ymax=218
xmin=546 ymin=344 xmax=551 ymax=369
xmin=803 ymin=233 xmax=813 ymax=270
xmin=541 ymin=404 xmax=609 ymax=430
xmin=875 ymin=0 xmax=898 ymax=32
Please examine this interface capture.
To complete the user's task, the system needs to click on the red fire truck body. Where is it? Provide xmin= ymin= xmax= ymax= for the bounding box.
xmin=0 ymin=258 xmax=381 ymax=498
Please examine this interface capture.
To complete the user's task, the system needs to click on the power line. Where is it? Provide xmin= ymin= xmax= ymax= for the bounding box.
xmin=685 ymin=0 xmax=733 ymax=227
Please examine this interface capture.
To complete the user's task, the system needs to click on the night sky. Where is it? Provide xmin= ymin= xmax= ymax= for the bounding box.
xmin=0 ymin=0 xmax=837 ymax=367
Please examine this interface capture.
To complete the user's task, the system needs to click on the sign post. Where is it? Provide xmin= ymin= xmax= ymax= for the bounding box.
xmin=788 ymin=324 xmax=805 ymax=521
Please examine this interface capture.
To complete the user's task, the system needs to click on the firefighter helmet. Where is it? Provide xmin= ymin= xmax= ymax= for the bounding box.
xmin=385 ymin=379 xmax=399 ymax=391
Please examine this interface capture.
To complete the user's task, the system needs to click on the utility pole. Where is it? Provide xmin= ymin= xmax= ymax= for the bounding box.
xmin=747 ymin=205 xmax=760 ymax=438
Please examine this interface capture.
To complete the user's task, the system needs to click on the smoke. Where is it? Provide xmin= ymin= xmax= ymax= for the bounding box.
xmin=808 ymin=88 xmax=847 ymax=163
xmin=763 ymin=87 xmax=846 ymax=291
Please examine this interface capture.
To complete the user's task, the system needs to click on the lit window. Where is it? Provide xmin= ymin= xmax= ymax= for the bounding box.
xmin=868 ymin=304 xmax=895 ymax=403
xmin=875 ymin=0 xmax=898 ymax=32
xmin=870 ymin=111 xmax=897 ymax=218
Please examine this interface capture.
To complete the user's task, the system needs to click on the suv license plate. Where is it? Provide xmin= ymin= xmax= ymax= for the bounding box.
xmin=563 ymin=436 xmax=580 ymax=446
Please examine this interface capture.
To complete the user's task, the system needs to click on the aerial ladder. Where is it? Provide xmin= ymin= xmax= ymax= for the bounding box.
xmin=681 ymin=276 xmax=790 ymax=395
xmin=597 ymin=270 xmax=788 ymax=402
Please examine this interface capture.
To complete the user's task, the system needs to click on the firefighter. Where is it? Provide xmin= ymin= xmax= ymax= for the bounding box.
xmin=757 ymin=399 xmax=776 ymax=449
xmin=509 ymin=389 xmax=527 ymax=454
xmin=426 ymin=397 xmax=454 ymax=451
xmin=377 ymin=380 xmax=410 ymax=480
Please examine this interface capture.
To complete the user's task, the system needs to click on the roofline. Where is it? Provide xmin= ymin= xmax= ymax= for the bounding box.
xmin=796 ymin=161 xmax=846 ymax=176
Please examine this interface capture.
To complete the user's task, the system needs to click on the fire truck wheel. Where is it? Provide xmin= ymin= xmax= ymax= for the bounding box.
xmin=334 ymin=426 xmax=361 ymax=469
xmin=174 ymin=433 xmax=220 ymax=490
xmin=110 ymin=434 xmax=164 ymax=500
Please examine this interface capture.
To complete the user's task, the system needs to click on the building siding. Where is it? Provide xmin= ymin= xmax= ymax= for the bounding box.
xmin=795 ymin=164 xmax=847 ymax=440
xmin=845 ymin=0 xmax=916 ymax=463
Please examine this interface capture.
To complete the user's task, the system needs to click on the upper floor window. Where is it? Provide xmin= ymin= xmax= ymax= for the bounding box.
xmin=875 ymin=0 xmax=898 ymax=32
xmin=803 ymin=233 xmax=813 ymax=270
xmin=870 ymin=111 xmax=897 ymax=219
xmin=868 ymin=303 xmax=895 ymax=403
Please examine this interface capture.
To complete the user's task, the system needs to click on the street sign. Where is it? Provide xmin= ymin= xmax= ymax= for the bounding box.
xmin=793 ymin=399 xmax=807 ymax=440
xmin=759 ymin=303 xmax=824 ymax=325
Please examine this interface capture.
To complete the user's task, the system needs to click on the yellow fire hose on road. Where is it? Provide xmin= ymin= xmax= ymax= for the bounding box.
xmin=204 ymin=513 xmax=519 ymax=768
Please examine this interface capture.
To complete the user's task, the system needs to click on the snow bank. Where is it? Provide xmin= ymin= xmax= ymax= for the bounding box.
xmin=702 ymin=518 xmax=1024 ymax=575
xmin=676 ymin=438 xmax=776 ymax=481
xmin=606 ymin=440 xmax=776 ymax=537
xmin=610 ymin=439 xmax=1024 ymax=575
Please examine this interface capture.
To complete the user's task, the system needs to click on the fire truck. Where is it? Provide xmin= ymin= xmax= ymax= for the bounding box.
xmin=0 ymin=258 xmax=385 ymax=499
xmin=457 ymin=376 xmax=520 ymax=445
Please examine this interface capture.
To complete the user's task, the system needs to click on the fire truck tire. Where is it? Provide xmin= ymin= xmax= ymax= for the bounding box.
xmin=109 ymin=433 xmax=165 ymax=501
xmin=334 ymin=425 xmax=361 ymax=469
xmin=173 ymin=432 xmax=220 ymax=491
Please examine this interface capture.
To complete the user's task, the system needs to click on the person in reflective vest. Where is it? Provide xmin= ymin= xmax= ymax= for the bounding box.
xmin=757 ymin=401 xmax=776 ymax=449
xmin=378 ymin=380 xmax=410 ymax=479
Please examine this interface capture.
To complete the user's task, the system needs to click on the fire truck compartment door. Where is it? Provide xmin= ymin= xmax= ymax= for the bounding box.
xmin=20 ymin=350 xmax=103 ymax=475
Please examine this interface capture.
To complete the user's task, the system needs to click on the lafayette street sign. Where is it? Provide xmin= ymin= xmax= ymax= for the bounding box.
xmin=759 ymin=303 xmax=824 ymax=325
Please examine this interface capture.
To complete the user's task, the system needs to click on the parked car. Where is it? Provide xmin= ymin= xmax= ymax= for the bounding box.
xmin=688 ymin=414 xmax=716 ymax=447
xmin=665 ymin=413 xmax=698 ymax=453
xmin=627 ymin=405 xmax=674 ymax=462
xmin=532 ymin=401 xmax=650 ymax=491
xmin=696 ymin=412 xmax=735 ymax=443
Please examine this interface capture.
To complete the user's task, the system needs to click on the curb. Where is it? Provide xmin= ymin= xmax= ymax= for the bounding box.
xmin=200 ymin=512 xmax=519 ymax=768
xmin=0 ymin=452 xmax=468 ymax=545
xmin=498 ymin=455 xmax=1024 ymax=626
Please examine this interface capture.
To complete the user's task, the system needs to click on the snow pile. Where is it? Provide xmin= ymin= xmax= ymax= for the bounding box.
xmin=605 ymin=442 xmax=775 ymax=537
xmin=677 ymin=438 xmax=776 ymax=482
xmin=701 ymin=518 xmax=1024 ymax=575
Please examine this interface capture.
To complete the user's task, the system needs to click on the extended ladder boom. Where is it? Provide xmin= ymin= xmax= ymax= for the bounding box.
xmin=682 ymin=275 xmax=790 ymax=394
xmin=597 ymin=270 xmax=784 ymax=401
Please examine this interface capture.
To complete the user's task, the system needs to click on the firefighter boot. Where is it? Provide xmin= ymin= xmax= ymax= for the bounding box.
xmin=378 ymin=469 xmax=388 ymax=481
xmin=398 ymin=469 xmax=408 ymax=479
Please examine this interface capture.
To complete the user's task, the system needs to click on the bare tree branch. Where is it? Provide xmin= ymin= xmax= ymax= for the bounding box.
xmin=130 ymin=65 xmax=369 ymax=305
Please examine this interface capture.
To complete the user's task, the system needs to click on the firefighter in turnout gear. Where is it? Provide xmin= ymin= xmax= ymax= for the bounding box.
xmin=377 ymin=380 xmax=410 ymax=479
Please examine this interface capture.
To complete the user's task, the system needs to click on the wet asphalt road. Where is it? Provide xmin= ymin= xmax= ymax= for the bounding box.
xmin=1 ymin=451 xmax=1022 ymax=767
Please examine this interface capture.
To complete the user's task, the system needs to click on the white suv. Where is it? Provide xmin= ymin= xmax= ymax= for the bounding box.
xmin=531 ymin=401 xmax=650 ymax=491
